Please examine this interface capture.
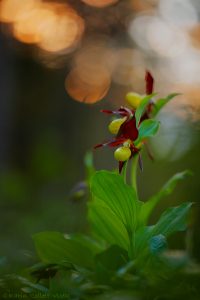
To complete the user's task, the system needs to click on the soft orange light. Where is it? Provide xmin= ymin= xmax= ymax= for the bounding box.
xmin=173 ymin=84 xmax=200 ymax=120
xmin=38 ymin=10 xmax=84 ymax=53
xmin=37 ymin=3 xmax=84 ymax=53
xmin=0 ymin=0 xmax=38 ymax=23
xmin=65 ymin=66 xmax=111 ymax=104
xmin=13 ymin=6 xmax=55 ymax=44
xmin=130 ymin=0 xmax=158 ymax=12
xmin=10 ymin=1 xmax=84 ymax=52
xmin=81 ymin=0 xmax=118 ymax=8
xmin=74 ymin=39 xmax=117 ymax=76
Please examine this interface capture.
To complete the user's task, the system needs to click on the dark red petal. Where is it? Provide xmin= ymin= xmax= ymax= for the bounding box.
xmin=101 ymin=107 xmax=133 ymax=118
xmin=118 ymin=117 xmax=138 ymax=141
xmin=118 ymin=107 xmax=134 ymax=118
xmin=145 ymin=70 xmax=154 ymax=95
xmin=130 ymin=143 xmax=139 ymax=153
xmin=119 ymin=161 xmax=125 ymax=173
xmin=94 ymin=137 xmax=127 ymax=149
xmin=94 ymin=143 xmax=105 ymax=149
xmin=101 ymin=109 xmax=115 ymax=114
xmin=108 ymin=137 xmax=127 ymax=147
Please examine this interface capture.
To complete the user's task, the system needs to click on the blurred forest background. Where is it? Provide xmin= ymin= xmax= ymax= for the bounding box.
xmin=0 ymin=0 xmax=200 ymax=274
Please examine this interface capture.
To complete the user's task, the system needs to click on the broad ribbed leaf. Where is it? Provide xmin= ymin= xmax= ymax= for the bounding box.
xmin=68 ymin=233 xmax=103 ymax=256
xmin=33 ymin=231 xmax=94 ymax=269
xmin=135 ymin=119 xmax=160 ymax=144
xmin=95 ymin=245 xmax=128 ymax=271
xmin=88 ymin=198 xmax=129 ymax=250
xmin=134 ymin=226 xmax=153 ymax=256
xmin=152 ymin=93 xmax=180 ymax=117
xmin=135 ymin=202 xmax=192 ymax=255
xmin=135 ymin=93 xmax=157 ymax=127
xmin=140 ymin=170 xmax=192 ymax=224
xmin=152 ymin=202 xmax=192 ymax=237
xmin=90 ymin=171 xmax=142 ymax=236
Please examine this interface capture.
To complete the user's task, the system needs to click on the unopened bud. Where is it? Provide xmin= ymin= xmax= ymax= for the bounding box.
xmin=114 ymin=146 xmax=131 ymax=162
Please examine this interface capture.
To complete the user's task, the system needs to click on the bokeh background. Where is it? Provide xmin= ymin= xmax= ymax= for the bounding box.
xmin=0 ymin=0 xmax=200 ymax=274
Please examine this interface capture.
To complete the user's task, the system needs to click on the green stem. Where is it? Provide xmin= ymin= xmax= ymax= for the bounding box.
xmin=131 ymin=154 xmax=139 ymax=197
xmin=121 ymin=161 xmax=128 ymax=184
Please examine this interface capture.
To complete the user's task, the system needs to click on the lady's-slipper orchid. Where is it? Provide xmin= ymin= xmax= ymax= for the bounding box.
xmin=94 ymin=71 xmax=155 ymax=173
xmin=125 ymin=71 xmax=154 ymax=115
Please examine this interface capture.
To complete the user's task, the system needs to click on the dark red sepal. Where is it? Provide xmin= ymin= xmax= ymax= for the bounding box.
xmin=119 ymin=161 xmax=125 ymax=174
xmin=118 ymin=117 xmax=138 ymax=141
xmin=94 ymin=137 xmax=127 ymax=149
xmin=101 ymin=107 xmax=133 ymax=118
xmin=145 ymin=70 xmax=154 ymax=95
xmin=101 ymin=109 xmax=115 ymax=114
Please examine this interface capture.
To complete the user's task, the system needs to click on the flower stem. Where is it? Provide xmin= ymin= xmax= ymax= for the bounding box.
xmin=131 ymin=154 xmax=139 ymax=197
xmin=121 ymin=161 xmax=128 ymax=184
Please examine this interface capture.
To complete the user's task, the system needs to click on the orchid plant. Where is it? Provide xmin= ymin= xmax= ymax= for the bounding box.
xmin=10 ymin=72 xmax=197 ymax=300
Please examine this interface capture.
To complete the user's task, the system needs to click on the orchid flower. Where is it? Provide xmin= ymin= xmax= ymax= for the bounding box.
xmin=95 ymin=71 xmax=155 ymax=173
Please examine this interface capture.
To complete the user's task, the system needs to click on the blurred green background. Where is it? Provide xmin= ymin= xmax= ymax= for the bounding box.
xmin=0 ymin=0 xmax=200 ymax=275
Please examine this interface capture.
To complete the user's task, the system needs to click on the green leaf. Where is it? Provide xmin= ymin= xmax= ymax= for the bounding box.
xmin=95 ymin=245 xmax=128 ymax=271
xmin=134 ymin=226 xmax=152 ymax=256
xmin=49 ymin=271 xmax=69 ymax=295
xmin=135 ymin=93 xmax=157 ymax=127
xmin=33 ymin=231 xmax=94 ymax=269
xmin=94 ymin=245 xmax=129 ymax=284
xmin=88 ymin=198 xmax=129 ymax=250
xmin=130 ymin=154 xmax=139 ymax=196
xmin=90 ymin=171 xmax=142 ymax=236
xmin=69 ymin=233 xmax=103 ymax=256
xmin=135 ymin=202 xmax=192 ymax=255
xmin=135 ymin=119 xmax=160 ymax=144
xmin=152 ymin=93 xmax=180 ymax=117
xmin=149 ymin=234 xmax=167 ymax=255
xmin=116 ymin=261 xmax=135 ymax=277
xmin=152 ymin=202 xmax=192 ymax=237
xmin=140 ymin=170 xmax=192 ymax=224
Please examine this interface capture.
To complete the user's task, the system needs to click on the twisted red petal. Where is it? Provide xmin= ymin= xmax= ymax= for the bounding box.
xmin=94 ymin=143 xmax=105 ymax=149
xmin=101 ymin=109 xmax=115 ymax=114
xmin=101 ymin=107 xmax=133 ymax=118
xmin=145 ymin=70 xmax=154 ymax=95
xmin=94 ymin=137 xmax=127 ymax=149
xmin=108 ymin=138 xmax=127 ymax=147
xmin=119 ymin=161 xmax=125 ymax=174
